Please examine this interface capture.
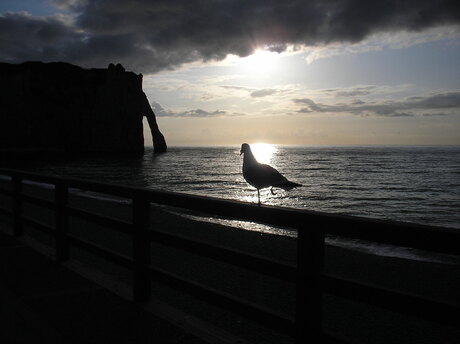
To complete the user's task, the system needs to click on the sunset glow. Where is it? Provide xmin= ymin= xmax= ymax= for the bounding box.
xmin=242 ymin=50 xmax=280 ymax=75
xmin=1 ymin=1 xmax=459 ymax=146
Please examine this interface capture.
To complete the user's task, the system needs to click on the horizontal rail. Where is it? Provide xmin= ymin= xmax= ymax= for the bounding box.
xmin=22 ymin=193 xmax=56 ymax=210
xmin=22 ymin=216 xmax=55 ymax=235
xmin=151 ymin=230 xmax=297 ymax=282
xmin=323 ymin=274 xmax=459 ymax=326
xmin=68 ymin=234 xmax=133 ymax=269
xmin=1 ymin=168 xmax=458 ymax=255
xmin=66 ymin=206 xmax=132 ymax=234
xmin=148 ymin=265 xmax=296 ymax=335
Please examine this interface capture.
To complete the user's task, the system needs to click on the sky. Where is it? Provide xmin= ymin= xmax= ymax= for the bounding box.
xmin=1 ymin=0 xmax=459 ymax=146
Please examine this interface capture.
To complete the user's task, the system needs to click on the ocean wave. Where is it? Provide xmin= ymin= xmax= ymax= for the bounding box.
xmin=326 ymin=236 xmax=460 ymax=265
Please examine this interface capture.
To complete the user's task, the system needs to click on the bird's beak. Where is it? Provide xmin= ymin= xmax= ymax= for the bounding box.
xmin=240 ymin=150 xmax=243 ymax=155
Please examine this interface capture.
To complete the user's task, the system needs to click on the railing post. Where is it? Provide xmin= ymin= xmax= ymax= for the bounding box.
xmin=12 ymin=176 xmax=24 ymax=237
xmin=132 ymin=197 xmax=151 ymax=303
xmin=55 ymin=182 xmax=69 ymax=261
xmin=295 ymin=227 xmax=325 ymax=343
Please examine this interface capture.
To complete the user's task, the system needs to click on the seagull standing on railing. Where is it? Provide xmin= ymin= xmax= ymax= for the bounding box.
xmin=240 ymin=143 xmax=301 ymax=204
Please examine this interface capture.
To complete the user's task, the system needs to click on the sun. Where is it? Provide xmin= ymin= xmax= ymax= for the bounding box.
xmin=219 ymin=49 xmax=280 ymax=76
xmin=241 ymin=49 xmax=279 ymax=75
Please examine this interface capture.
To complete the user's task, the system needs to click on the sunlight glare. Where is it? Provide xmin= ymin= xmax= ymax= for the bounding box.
xmin=251 ymin=143 xmax=277 ymax=164
xmin=218 ymin=49 xmax=280 ymax=76
xmin=245 ymin=50 xmax=279 ymax=74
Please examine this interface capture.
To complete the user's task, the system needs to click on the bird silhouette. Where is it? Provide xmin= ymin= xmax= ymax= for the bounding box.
xmin=240 ymin=143 xmax=301 ymax=204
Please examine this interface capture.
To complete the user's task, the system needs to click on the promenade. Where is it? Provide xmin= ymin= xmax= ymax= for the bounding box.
xmin=0 ymin=170 xmax=459 ymax=344
xmin=0 ymin=230 xmax=205 ymax=344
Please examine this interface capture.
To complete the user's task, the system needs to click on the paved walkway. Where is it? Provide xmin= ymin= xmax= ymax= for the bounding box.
xmin=0 ymin=230 xmax=206 ymax=344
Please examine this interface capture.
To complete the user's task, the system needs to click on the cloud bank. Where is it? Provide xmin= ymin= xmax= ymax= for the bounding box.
xmin=1 ymin=0 xmax=459 ymax=73
xmin=152 ymin=101 xmax=240 ymax=118
xmin=294 ymin=91 xmax=460 ymax=117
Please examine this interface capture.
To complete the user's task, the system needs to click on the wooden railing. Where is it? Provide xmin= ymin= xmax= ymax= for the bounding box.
xmin=0 ymin=168 xmax=458 ymax=343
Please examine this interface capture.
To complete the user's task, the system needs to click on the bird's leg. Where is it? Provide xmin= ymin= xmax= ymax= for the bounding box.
xmin=271 ymin=187 xmax=276 ymax=195
xmin=257 ymin=189 xmax=261 ymax=205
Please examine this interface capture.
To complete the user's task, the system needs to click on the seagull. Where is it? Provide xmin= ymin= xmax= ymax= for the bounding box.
xmin=240 ymin=143 xmax=301 ymax=204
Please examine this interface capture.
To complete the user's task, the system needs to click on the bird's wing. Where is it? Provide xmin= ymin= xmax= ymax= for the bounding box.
xmin=244 ymin=163 xmax=287 ymax=189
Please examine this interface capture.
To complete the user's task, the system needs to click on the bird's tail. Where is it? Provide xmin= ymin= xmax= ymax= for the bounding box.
xmin=276 ymin=180 xmax=302 ymax=190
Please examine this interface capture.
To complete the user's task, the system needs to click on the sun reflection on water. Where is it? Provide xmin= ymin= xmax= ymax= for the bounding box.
xmin=250 ymin=143 xmax=277 ymax=164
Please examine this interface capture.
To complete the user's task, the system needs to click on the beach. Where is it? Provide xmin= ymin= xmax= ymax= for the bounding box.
xmin=0 ymin=179 xmax=459 ymax=344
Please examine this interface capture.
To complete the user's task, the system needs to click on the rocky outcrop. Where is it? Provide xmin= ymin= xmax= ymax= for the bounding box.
xmin=141 ymin=91 xmax=167 ymax=154
xmin=0 ymin=61 xmax=167 ymax=154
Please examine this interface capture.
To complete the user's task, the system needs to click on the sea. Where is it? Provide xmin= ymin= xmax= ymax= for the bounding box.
xmin=3 ymin=145 xmax=460 ymax=262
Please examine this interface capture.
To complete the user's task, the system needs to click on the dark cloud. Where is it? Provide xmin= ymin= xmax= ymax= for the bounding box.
xmin=221 ymin=85 xmax=279 ymax=98
xmin=48 ymin=0 xmax=88 ymax=12
xmin=294 ymin=91 xmax=460 ymax=117
xmin=0 ymin=12 xmax=82 ymax=62
xmin=323 ymin=86 xmax=378 ymax=97
xmin=250 ymin=89 xmax=278 ymax=98
xmin=1 ymin=0 xmax=459 ymax=72
xmin=221 ymin=85 xmax=253 ymax=92
xmin=152 ymin=101 xmax=235 ymax=118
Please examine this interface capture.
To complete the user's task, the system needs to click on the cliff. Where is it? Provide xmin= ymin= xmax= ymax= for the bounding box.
xmin=0 ymin=61 xmax=167 ymax=155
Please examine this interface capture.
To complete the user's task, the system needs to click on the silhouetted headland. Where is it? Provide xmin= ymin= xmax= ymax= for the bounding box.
xmin=0 ymin=61 xmax=167 ymax=159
